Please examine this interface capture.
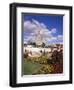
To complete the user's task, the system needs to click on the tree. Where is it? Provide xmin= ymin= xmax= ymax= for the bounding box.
xmin=42 ymin=42 xmax=45 ymax=48
xmin=32 ymin=42 xmax=36 ymax=47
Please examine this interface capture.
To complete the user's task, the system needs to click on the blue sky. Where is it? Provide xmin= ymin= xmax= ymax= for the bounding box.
xmin=22 ymin=14 xmax=63 ymax=45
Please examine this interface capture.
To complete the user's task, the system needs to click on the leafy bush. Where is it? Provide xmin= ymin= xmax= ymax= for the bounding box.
xmin=33 ymin=64 xmax=54 ymax=74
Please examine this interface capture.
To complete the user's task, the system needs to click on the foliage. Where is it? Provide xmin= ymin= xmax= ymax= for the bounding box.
xmin=23 ymin=50 xmax=63 ymax=75
xmin=33 ymin=64 xmax=54 ymax=74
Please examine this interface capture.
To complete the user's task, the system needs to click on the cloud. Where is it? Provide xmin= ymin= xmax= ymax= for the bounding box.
xmin=51 ymin=37 xmax=57 ymax=40
xmin=23 ymin=19 xmax=61 ymax=44
xmin=24 ymin=19 xmax=52 ymax=34
xmin=24 ymin=36 xmax=32 ymax=43
xmin=57 ymin=35 xmax=63 ymax=40
xmin=24 ymin=20 xmax=37 ymax=33
xmin=32 ymin=19 xmax=40 ymax=27
xmin=46 ymin=35 xmax=63 ymax=45
xmin=51 ymin=28 xmax=57 ymax=33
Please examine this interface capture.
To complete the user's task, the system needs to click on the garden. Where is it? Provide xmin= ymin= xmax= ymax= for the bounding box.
xmin=23 ymin=49 xmax=63 ymax=75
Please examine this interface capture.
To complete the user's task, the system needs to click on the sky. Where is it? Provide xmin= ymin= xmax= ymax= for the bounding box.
xmin=22 ymin=14 xmax=63 ymax=45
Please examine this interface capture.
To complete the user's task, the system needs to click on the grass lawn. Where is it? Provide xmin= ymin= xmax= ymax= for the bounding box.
xmin=23 ymin=60 xmax=42 ymax=75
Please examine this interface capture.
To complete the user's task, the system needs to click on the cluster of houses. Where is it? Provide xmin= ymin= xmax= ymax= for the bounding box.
xmin=23 ymin=43 xmax=63 ymax=58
